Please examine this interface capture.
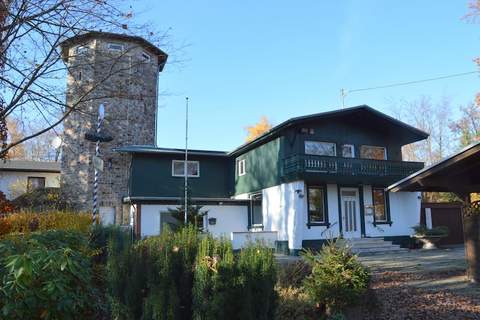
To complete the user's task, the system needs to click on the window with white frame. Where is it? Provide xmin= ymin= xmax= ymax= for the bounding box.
xmin=172 ymin=160 xmax=200 ymax=177
xmin=107 ymin=42 xmax=124 ymax=52
xmin=237 ymin=159 xmax=246 ymax=176
xmin=304 ymin=141 xmax=336 ymax=156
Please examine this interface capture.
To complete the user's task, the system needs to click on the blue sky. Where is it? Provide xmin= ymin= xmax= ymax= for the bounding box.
xmin=138 ymin=1 xmax=479 ymax=151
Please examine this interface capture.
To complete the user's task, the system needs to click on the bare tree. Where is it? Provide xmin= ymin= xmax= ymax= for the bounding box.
xmin=0 ymin=0 xmax=173 ymax=159
xmin=389 ymin=95 xmax=453 ymax=165
xmin=389 ymin=96 xmax=457 ymax=202
xmin=449 ymin=103 xmax=480 ymax=147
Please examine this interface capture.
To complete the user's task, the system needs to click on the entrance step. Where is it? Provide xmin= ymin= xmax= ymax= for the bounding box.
xmin=339 ymin=238 xmax=409 ymax=256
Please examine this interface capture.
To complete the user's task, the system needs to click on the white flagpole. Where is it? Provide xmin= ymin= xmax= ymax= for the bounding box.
xmin=184 ymin=97 xmax=189 ymax=225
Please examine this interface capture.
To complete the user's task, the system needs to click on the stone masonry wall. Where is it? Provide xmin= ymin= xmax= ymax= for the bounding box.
xmin=61 ymin=36 xmax=160 ymax=223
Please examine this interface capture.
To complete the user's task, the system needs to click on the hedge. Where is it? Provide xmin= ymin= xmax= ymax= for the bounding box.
xmin=0 ymin=211 xmax=91 ymax=237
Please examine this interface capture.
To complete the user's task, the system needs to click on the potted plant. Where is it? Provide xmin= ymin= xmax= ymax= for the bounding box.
xmin=412 ymin=225 xmax=449 ymax=249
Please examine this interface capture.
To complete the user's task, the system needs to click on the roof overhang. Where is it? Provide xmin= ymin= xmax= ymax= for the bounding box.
xmin=114 ymin=145 xmax=229 ymax=157
xmin=387 ymin=141 xmax=480 ymax=195
xmin=59 ymin=31 xmax=168 ymax=72
xmin=0 ymin=160 xmax=61 ymax=173
xmin=123 ymin=196 xmax=249 ymax=205
xmin=230 ymin=105 xmax=429 ymax=156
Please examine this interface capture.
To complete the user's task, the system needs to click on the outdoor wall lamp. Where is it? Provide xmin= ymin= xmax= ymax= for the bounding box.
xmin=208 ymin=217 xmax=217 ymax=225
xmin=295 ymin=189 xmax=305 ymax=198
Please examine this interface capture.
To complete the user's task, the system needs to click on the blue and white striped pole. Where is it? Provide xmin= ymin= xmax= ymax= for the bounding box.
xmin=92 ymin=104 xmax=105 ymax=224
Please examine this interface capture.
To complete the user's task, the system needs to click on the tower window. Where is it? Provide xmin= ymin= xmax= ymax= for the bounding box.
xmin=107 ymin=43 xmax=124 ymax=52
xmin=141 ymin=51 xmax=151 ymax=62
xmin=75 ymin=45 xmax=88 ymax=54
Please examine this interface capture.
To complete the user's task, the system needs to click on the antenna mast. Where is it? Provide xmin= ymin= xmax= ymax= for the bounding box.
xmin=184 ymin=97 xmax=189 ymax=225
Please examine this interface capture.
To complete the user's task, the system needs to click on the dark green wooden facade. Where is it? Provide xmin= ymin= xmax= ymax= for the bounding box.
xmin=129 ymin=153 xmax=232 ymax=198
xmin=121 ymin=105 xmax=428 ymax=198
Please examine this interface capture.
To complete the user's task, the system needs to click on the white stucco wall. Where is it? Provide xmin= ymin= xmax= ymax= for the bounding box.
xmin=139 ymin=204 xmax=249 ymax=238
xmin=0 ymin=171 xmax=60 ymax=199
xmin=202 ymin=205 xmax=249 ymax=237
xmin=363 ymin=185 xmax=421 ymax=237
xmin=261 ymin=180 xmax=308 ymax=250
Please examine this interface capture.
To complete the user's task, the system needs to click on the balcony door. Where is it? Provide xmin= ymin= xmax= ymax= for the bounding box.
xmin=340 ymin=188 xmax=361 ymax=238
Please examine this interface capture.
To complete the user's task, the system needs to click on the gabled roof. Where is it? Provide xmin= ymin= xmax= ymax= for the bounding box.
xmin=229 ymin=105 xmax=429 ymax=156
xmin=114 ymin=145 xmax=229 ymax=157
xmin=59 ymin=31 xmax=168 ymax=71
xmin=387 ymin=141 xmax=480 ymax=194
xmin=0 ymin=160 xmax=61 ymax=173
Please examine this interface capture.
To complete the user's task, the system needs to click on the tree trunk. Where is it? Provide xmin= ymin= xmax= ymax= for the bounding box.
xmin=462 ymin=202 xmax=480 ymax=283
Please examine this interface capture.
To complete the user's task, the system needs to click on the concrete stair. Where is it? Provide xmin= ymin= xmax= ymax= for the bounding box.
xmin=340 ymin=238 xmax=409 ymax=256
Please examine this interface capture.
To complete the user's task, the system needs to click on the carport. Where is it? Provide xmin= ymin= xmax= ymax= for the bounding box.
xmin=388 ymin=141 xmax=480 ymax=283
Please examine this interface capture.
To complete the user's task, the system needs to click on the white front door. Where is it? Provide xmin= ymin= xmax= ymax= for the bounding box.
xmin=340 ymin=188 xmax=361 ymax=238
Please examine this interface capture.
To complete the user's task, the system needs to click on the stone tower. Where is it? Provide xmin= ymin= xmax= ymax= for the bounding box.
xmin=59 ymin=32 xmax=167 ymax=222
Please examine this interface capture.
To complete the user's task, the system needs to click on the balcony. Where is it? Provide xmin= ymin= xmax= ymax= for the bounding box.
xmin=282 ymin=154 xmax=424 ymax=184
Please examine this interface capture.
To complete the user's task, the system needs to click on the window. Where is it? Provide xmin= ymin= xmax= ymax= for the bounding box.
xmin=107 ymin=43 xmax=124 ymax=52
xmin=172 ymin=160 xmax=200 ymax=177
xmin=250 ymin=193 xmax=263 ymax=226
xmin=237 ymin=159 xmax=246 ymax=176
xmin=342 ymin=144 xmax=355 ymax=158
xmin=372 ymin=188 xmax=388 ymax=222
xmin=27 ymin=177 xmax=45 ymax=191
xmin=75 ymin=45 xmax=88 ymax=54
xmin=360 ymin=145 xmax=387 ymax=160
xmin=141 ymin=51 xmax=151 ymax=61
xmin=305 ymin=141 xmax=336 ymax=156
xmin=307 ymin=186 xmax=326 ymax=224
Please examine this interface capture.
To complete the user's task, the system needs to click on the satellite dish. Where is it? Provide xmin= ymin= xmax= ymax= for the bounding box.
xmin=51 ymin=136 xmax=62 ymax=149
xmin=98 ymin=104 xmax=105 ymax=120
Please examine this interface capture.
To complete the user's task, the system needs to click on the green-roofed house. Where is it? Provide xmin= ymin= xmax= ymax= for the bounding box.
xmin=116 ymin=105 xmax=428 ymax=254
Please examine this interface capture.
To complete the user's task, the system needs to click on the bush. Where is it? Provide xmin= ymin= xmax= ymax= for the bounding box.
xmin=0 ymin=230 xmax=102 ymax=319
xmin=107 ymin=225 xmax=199 ymax=320
xmin=277 ymin=260 xmax=312 ymax=289
xmin=302 ymin=240 xmax=370 ymax=315
xmin=236 ymin=243 xmax=277 ymax=320
xmin=192 ymin=235 xmax=236 ymax=320
xmin=0 ymin=211 xmax=91 ymax=237
xmin=412 ymin=224 xmax=449 ymax=237
xmin=0 ymin=191 xmax=15 ymax=215
xmin=275 ymin=286 xmax=318 ymax=320
xmin=11 ymin=187 xmax=71 ymax=211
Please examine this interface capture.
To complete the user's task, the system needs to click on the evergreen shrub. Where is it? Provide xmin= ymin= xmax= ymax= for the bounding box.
xmin=302 ymin=240 xmax=370 ymax=314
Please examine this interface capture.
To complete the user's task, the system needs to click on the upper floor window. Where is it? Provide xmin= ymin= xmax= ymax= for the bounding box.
xmin=305 ymin=141 xmax=336 ymax=156
xmin=141 ymin=51 xmax=151 ymax=62
xmin=172 ymin=160 xmax=200 ymax=177
xmin=360 ymin=145 xmax=387 ymax=160
xmin=75 ymin=45 xmax=89 ymax=55
xmin=107 ymin=42 xmax=124 ymax=52
xmin=237 ymin=159 xmax=246 ymax=176
xmin=372 ymin=188 xmax=388 ymax=222
xmin=341 ymin=144 xmax=355 ymax=158
xmin=307 ymin=186 xmax=326 ymax=224
xmin=27 ymin=177 xmax=45 ymax=191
